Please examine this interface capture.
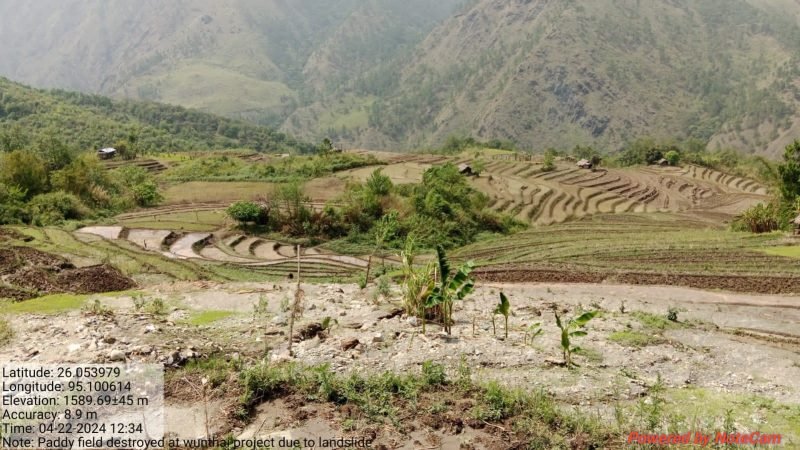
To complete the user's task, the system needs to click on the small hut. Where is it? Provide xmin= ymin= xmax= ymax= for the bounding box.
xmin=97 ymin=148 xmax=117 ymax=160
xmin=458 ymin=163 xmax=473 ymax=176
xmin=793 ymin=214 xmax=800 ymax=235
xmin=576 ymin=159 xmax=593 ymax=169
xmin=657 ymin=158 xmax=669 ymax=166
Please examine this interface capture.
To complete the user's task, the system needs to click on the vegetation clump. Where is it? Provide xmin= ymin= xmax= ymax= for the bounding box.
xmin=235 ymin=361 xmax=613 ymax=447
xmin=0 ymin=142 xmax=165 ymax=225
xmin=163 ymin=152 xmax=378 ymax=182
xmin=0 ymin=318 xmax=13 ymax=346
xmin=424 ymin=245 xmax=475 ymax=335
xmin=227 ymin=163 xmax=523 ymax=249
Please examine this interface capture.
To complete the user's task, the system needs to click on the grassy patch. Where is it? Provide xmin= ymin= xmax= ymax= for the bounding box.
xmin=183 ymin=310 xmax=236 ymax=326
xmin=609 ymin=330 xmax=664 ymax=347
xmin=762 ymin=246 xmax=800 ymax=258
xmin=664 ymin=388 xmax=800 ymax=442
xmin=117 ymin=210 xmax=226 ymax=231
xmin=163 ymin=182 xmax=275 ymax=205
xmin=0 ymin=318 xmax=13 ymax=346
xmin=632 ymin=311 xmax=681 ymax=330
xmin=234 ymin=361 xmax=613 ymax=447
xmin=1 ymin=293 xmax=88 ymax=314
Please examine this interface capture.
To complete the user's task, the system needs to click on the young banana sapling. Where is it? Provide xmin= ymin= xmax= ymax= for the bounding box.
xmin=554 ymin=309 xmax=598 ymax=368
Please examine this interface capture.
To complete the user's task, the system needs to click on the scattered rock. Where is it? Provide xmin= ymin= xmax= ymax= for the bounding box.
xmin=271 ymin=315 xmax=288 ymax=326
xmin=372 ymin=333 xmax=384 ymax=343
xmin=108 ymin=349 xmax=126 ymax=362
xmin=165 ymin=351 xmax=183 ymax=366
xmin=270 ymin=350 xmax=292 ymax=364
xmin=129 ymin=345 xmax=153 ymax=355
xmin=341 ymin=338 xmax=359 ymax=351
xmin=294 ymin=322 xmax=324 ymax=342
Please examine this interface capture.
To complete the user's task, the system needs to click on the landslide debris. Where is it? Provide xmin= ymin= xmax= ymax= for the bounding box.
xmin=0 ymin=246 xmax=135 ymax=300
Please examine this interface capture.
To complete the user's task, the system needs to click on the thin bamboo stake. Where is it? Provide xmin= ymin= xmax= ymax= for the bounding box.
xmin=287 ymin=244 xmax=301 ymax=355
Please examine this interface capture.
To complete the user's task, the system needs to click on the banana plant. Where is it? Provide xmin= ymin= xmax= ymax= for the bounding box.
xmin=554 ymin=310 xmax=598 ymax=368
xmin=524 ymin=322 xmax=543 ymax=346
xmin=494 ymin=292 xmax=511 ymax=339
xmin=425 ymin=245 xmax=475 ymax=335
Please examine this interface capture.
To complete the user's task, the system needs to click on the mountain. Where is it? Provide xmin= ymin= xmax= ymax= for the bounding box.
xmin=357 ymin=0 xmax=800 ymax=156
xmin=0 ymin=0 xmax=799 ymax=156
xmin=0 ymin=77 xmax=309 ymax=153
xmin=0 ymin=0 xmax=462 ymax=126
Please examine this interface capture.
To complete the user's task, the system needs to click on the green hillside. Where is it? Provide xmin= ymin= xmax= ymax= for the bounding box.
xmin=357 ymin=0 xmax=800 ymax=155
xmin=0 ymin=77 xmax=311 ymax=153
xmin=0 ymin=0 xmax=799 ymax=156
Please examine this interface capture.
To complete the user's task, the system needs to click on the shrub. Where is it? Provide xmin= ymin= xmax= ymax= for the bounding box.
xmin=365 ymin=168 xmax=392 ymax=196
xmin=0 ymin=183 xmax=28 ymax=224
xmin=542 ymin=149 xmax=556 ymax=172
xmin=226 ymin=201 xmax=266 ymax=225
xmin=131 ymin=181 xmax=163 ymax=207
xmin=731 ymin=200 xmax=787 ymax=233
xmin=665 ymin=150 xmax=680 ymax=166
xmin=29 ymin=191 xmax=91 ymax=225
xmin=0 ymin=150 xmax=48 ymax=198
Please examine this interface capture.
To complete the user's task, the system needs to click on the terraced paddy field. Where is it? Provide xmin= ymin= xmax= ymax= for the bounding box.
xmin=0 ymin=225 xmax=366 ymax=292
xmin=70 ymin=226 xmax=369 ymax=280
xmin=453 ymin=214 xmax=800 ymax=293
xmin=475 ymin=161 xmax=769 ymax=226
xmin=342 ymin=151 xmax=769 ymax=226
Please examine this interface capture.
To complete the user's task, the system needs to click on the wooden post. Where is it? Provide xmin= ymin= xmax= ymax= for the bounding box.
xmin=287 ymin=245 xmax=301 ymax=355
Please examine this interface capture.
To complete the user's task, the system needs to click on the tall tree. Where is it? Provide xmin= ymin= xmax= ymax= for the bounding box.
xmin=778 ymin=140 xmax=800 ymax=202
xmin=0 ymin=150 xmax=47 ymax=198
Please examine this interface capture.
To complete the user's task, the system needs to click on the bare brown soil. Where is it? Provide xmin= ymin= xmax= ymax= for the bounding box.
xmin=474 ymin=266 xmax=800 ymax=294
xmin=55 ymin=265 xmax=137 ymax=294
xmin=0 ymin=246 xmax=136 ymax=299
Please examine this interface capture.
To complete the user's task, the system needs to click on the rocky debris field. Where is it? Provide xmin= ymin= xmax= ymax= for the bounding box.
xmin=1 ymin=281 xmax=799 ymax=445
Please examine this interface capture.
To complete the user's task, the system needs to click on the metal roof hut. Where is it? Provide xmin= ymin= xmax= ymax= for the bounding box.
xmin=576 ymin=159 xmax=593 ymax=169
xmin=458 ymin=163 xmax=473 ymax=175
xmin=97 ymin=148 xmax=117 ymax=160
xmin=657 ymin=158 xmax=669 ymax=166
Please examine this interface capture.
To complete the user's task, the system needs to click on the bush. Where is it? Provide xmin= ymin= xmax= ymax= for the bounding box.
xmin=665 ymin=150 xmax=680 ymax=166
xmin=731 ymin=200 xmax=788 ymax=233
xmin=0 ymin=183 xmax=28 ymax=224
xmin=365 ymin=169 xmax=392 ymax=196
xmin=131 ymin=181 xmax=162 ymax=207
xmin=29 ymin=191 xmax=91 ymax=225
xmin=0 ymin=150 xmax=48 ymax=198
xmin=226 ymin=201 xmax=266 ymax=225
xmin=542 ymin=149 xmax=556 ymax=172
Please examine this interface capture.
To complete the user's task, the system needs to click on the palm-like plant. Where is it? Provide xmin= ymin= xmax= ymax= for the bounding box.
xmin=494 ymin=292 xmax=511 ymax=339
xmin=554 ymin=310 xmax=597 ymax=368
xmin=400 ymin=237 xmax=435 ymax=332
xmin=425 ymin=245 xmax=475 ymax=335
